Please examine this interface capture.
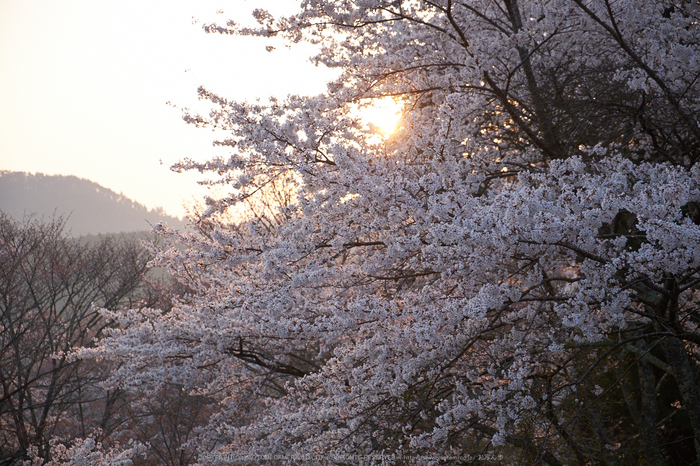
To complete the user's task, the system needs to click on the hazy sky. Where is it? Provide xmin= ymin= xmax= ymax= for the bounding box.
xmin=0 ymin=0 xmax=336 ymax=218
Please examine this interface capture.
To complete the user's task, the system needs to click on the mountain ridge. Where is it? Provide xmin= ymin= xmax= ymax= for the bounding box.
xmin=0 ymin=171 xmax=187 ymax=236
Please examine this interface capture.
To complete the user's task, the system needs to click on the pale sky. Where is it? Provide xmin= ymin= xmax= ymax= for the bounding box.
xmin=0 ymin=0 xmax=336 ymax=218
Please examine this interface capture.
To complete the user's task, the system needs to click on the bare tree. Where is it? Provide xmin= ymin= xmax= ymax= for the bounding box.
xmin=0 ymin=215 xmax=150 ymax=465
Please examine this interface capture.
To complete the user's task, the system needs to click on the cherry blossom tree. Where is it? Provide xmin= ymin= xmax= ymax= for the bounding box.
xmin=89 ymin=0 xmax=700 ymax=464
xmin=23 ymin=434 xmax=146 ymax=466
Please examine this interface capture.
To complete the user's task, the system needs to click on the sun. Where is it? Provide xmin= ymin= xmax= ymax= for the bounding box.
xmin=358 ymin=97 xmax=403 ymax=136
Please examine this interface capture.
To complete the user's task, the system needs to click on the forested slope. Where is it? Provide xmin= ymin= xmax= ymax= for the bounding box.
xmin=0 ymin=171 xmax=186 ymax=236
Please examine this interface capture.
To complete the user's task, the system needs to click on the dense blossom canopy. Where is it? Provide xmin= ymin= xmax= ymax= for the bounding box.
xmin=87 ymin=0 xmax=700 ymax=464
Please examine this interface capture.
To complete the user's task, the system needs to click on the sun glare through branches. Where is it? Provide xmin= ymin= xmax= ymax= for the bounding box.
xmin=358 ymin=96 xmax=403 ymax=136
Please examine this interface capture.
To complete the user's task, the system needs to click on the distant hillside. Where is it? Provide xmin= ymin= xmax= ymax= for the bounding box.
xmin=0 ymin=171 xmax=187 ymax=236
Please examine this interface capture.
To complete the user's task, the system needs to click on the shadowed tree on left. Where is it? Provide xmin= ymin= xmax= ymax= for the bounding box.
xmin=0 ymin=214 xmax=151 ymax=465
